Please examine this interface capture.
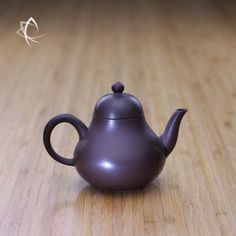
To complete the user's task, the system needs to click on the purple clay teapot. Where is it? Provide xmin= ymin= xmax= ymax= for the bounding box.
xmin=43 ymin=82 xmax=187 ymax=191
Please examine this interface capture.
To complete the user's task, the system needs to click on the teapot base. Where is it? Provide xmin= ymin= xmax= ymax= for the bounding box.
xmin=90 ymin=183 xmax=150 ymax=192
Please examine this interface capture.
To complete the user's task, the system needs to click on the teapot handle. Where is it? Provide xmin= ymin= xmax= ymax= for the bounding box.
xmin=43 ymin=114 xmax=88 ymax=166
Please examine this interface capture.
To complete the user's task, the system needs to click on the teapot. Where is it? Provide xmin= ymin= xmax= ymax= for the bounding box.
xmin=43 ymin=82 xmax=187 ymax=191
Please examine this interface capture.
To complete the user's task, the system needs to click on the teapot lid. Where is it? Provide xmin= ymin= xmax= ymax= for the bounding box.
xmin=94 ymin=81 xmax=144 ymax=119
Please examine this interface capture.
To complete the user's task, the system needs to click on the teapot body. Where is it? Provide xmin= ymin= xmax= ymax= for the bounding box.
xmin=43 ymin=82 xmax=187 ymax=191
xmin=74 ymin=115 xmax=166 ymax=190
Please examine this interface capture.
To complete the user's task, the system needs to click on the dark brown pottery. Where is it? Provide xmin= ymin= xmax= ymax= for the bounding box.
xmin=43 ymin=82 xmax=188 ymax=191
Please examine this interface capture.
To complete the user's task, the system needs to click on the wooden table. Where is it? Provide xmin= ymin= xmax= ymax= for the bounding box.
xmin=0 ymin=0 xmax=235 ymax=235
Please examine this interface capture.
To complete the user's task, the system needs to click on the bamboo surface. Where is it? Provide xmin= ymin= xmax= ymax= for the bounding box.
xmin=0 ymin=0 xmax=236 ymax=235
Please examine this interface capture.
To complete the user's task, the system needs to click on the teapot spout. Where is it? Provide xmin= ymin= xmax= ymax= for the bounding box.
xmin=160 ymin=109 xmax=188 ymax=157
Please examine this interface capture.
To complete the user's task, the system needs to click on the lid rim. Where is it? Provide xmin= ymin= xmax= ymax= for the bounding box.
xmin=93 ymin=113 xmax=144 ymax=120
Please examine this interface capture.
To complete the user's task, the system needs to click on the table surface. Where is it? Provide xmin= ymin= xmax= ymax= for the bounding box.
xmin=0 ymin=0 xmax=236 ymax=235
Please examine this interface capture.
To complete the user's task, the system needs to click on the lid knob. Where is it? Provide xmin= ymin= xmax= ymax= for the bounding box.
xmin=112 ymin=81 xmax=125 ymax=93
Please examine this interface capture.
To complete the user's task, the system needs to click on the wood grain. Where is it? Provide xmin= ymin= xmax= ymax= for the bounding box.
xmin=0 ymin=0 xmax=235 ymax=235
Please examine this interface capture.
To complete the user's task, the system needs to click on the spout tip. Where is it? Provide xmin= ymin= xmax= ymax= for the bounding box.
xmin=177 ymin=108 xmax=188 ymax=113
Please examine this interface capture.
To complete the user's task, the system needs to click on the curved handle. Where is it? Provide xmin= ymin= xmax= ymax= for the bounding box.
xmin=43 ymin=114 xmax=88 ymax=166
